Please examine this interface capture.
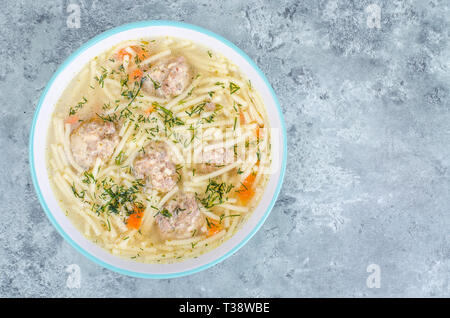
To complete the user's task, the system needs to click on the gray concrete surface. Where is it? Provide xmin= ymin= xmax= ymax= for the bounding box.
xmin=0 ymin=0 xmax=449 ymax=297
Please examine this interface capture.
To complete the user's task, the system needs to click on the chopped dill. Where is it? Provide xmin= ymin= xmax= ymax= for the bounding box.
xmin=175 ymin=164 xmax=183 ymax=182
xmin=150 ymin=78 xmax=161 ymax=90
xmin=94 ymin=67 xmax=108 ymax=88
xmin=154 ymin=102 xmax=185 ymax=129
xmin=71 ymin=183 xmax=85 ymax=199
xmin=115 ymin=151 xmax=125 ymax=165
xmin=102 ymin=102 xmax=111 ymax=110
xmin=185 ymin=102 xmax=206 ymax=117
xmin=82 ymin=171 xmax=96 ymax=184
xmin=205 ymin=217 xmax=212 ymax=228
xmin=94 ymin=179 xmax=145 ymax=215
xmin=202 ymin=113 xmax=216 ymax=123
xmin=187 ymin=86 xmax=195 ymax=97
xmin=219 ymin=214 xmax=241 ymax=224
xmin=155 ymin=208 xmax=172 ymax=218
xmin=69 ymin=96 xmax=88 ymax=116
xmin=197 ymin=179 xmax=234 ymax=208
xmin=229 ymin=82 xmax=240 ymax=94
xmin=96 ymin=112 xmax=118 ymax=123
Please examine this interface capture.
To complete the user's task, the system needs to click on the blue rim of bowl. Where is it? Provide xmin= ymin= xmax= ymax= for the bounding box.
xmin=29 ymin=20 xmax=287 ymax=279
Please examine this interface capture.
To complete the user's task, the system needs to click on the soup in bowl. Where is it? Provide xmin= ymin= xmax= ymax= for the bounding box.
xmin=30 ymin=21 xmax=286 ymax=278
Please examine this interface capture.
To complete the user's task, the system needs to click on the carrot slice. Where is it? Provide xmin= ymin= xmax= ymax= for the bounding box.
xmin=129 ymin=68 xmax=143 ymax=82
xmin=206 ymin=217 xmax=222 ymax=237
xmin=127 ymin=205 xmax=144 ymax=230
xmin=239 ymin=111 xmax=246 ymax=125
xmin=118 ymin=46 xmax=149 ymax=62
xmin=134 ymin=46 xmax=149 ymax=60
xmin=242 ymin=172 xmax=256 ymax=188
xmin=144 ymin=105 xmax=154 ymax=115
xmin=65 ymin=115 xmax=78 ymax=125
xmin=118 ymin=47 xmax=132 ymax=60
xmin=238 ymin=188 xmax=255 ymax=205
xmin=237 ymin=172 xmax=256 ymax=205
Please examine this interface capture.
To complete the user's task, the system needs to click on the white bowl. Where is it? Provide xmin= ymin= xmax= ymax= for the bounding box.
xmin=29 ymin=21 xmax=287 ymax=278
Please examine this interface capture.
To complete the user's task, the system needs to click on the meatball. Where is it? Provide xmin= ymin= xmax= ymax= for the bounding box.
xmin=133 ymin=142 xmax=177 ymax=192
xmin=70 ymin=119 xmax=119 ymax=170
xmin=142 ymin=56 xmax=191 ymax=98
xmin=156 ymin=193 xmax=205 ymax=240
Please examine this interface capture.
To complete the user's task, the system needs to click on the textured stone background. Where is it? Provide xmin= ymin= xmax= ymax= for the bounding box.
xmin=0 ymin=0 xmax=449 ymax=297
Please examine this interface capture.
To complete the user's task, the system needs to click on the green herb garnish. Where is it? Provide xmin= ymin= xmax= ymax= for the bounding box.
xmin=197 ymin=179 xmax=234 ymax=209
xmin=229 ymin=82 xmax=240 ymax=94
